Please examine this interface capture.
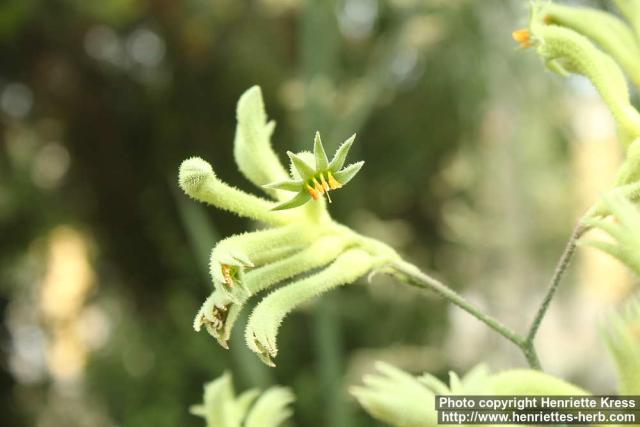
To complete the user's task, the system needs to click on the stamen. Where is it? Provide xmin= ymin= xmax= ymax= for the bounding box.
xmin=313 ymin=178 xmax=324 ymax=194
xmin=512 ymin=28 xmax=531 ymax=48
xmin=221 ymin=264 xmax=234 ymax=287
xmin=327 ymin=171 xmax=342 ymax=189
xmin=320 ymin=174 xmax=331 ymax=192
xmin=306 ymin=183 xmax=320 ymax=200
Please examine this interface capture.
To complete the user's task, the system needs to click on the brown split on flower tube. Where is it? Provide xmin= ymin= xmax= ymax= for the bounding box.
xmin=221 ymin=264 xmax=234 ymax=287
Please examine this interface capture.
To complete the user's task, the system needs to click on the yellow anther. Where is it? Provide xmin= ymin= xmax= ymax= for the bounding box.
xmin=313 ymin=178 xmax=324 ymax=194
xmin=306 ymin=183 xmax=320 ymax=200
xmin=512 ymin=28 xmax=531 ymax=48
xmin=327 ymin=171 xmax=342 ymax=189
xmin=320 ymin=174 xmax=331 ymax=192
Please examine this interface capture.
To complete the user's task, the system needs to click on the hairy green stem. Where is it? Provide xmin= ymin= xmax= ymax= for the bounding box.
xmin=388 ymin=260 xmax=539 ymax=367
xmin=525 ymin=224 xmax=587 ymax=345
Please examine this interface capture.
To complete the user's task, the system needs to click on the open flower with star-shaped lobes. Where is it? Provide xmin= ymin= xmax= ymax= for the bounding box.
xmin=179 ymin=86 xmax=400 ymax=366
xmin=264 ymin=132 xmax=364 ymax=210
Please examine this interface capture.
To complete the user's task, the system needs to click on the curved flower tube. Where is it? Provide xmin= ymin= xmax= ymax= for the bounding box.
xmin=194 ymin=235 xmax=354 ymax=348
xmin=520 ymin=2 xmax=640 ymax=142
xmin=245 ymin=248 xmax=380 ymax=366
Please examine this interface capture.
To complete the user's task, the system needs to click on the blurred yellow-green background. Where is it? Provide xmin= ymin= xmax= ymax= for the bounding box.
xmin=0 ymin=0 xmax=635 ymax=426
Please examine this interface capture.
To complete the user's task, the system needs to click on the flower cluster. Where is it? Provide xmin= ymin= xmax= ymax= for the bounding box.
xmin=179 ymin=86 xmax=399 ymax=366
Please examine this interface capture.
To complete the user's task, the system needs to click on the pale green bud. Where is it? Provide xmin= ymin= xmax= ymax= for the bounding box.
xmin=233 ymin=86 xmax=290 ymax=200
xmin=179 ymin=157 xmax=292 ymax=226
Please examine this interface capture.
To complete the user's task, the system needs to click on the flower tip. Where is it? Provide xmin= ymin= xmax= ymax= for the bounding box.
xmin=179 ymin=157 xmax=214 ymax=196
xmin=512 ymin=28 xmax=531 ymax=48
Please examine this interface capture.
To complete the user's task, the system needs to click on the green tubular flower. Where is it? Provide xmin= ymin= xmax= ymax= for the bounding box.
xmin=602 ymin=296 xmax=640 ymax=394
xmin=245 ymin=249 xmax=378 ymax=366
xmin=193 ymin=290 xmax=235 ymax=348
xmin=233 ymin=86 xmax=289 ymax=200
xmin=542 ymin=3 xmax=640 ymax=87
xmin=264 ymin=132 xmax=365 ymax=210
xmin=614 ymin=0 xmax=640 ymax=40
xmin=195 ymin=235 xmax=353 ymax=348
xmin=519 ymin=3 xmax=640 ymax=141
xmin=209 ymin=224 xmax=318 ymax=297
xmin=179 ymin=157 xmax=294 ymax=226
xmin=190 ymin=372 xmax=294 ymax=427
xmin=580 ymin=194 xmax=640 ymax=276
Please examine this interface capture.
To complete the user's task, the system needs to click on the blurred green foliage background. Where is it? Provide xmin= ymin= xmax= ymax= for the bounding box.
xmin=0 ymin=0 xmax=629 ymax=426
